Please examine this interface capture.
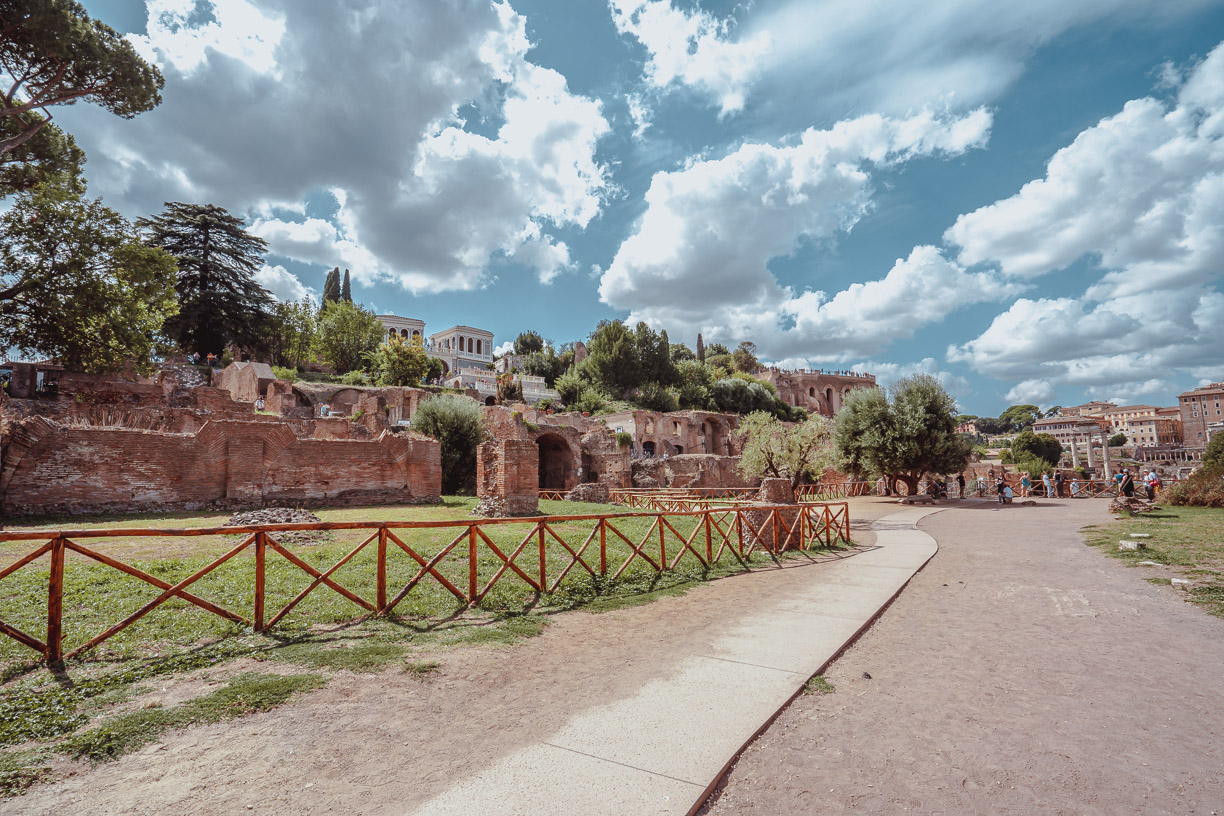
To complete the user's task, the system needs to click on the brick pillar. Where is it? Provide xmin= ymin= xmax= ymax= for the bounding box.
xmin=477 ymin=440 xmax=538 ymax=515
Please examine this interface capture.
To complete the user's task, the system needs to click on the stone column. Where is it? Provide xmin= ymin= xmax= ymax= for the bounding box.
xmin=1069 ymin=437 xmax=1080 ymax=468
xmin=1086 ymin=437 xmax=1095 ymax=468
xmin=1101 ymin=432 xmax=1113 ymax=479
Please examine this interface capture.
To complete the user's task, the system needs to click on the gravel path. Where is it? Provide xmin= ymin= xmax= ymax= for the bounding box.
xmin=700 ymin=499 xmax=1224 ymax=815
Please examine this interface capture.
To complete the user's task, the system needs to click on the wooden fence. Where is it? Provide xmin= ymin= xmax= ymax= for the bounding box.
xmin=0 ymin=502 xmax=850 ymax=666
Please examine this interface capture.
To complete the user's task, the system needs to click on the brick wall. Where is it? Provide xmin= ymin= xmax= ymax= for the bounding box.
xmin=1 ymin=418 xmax=440 ymax=516
xmin=477 ymin=439 xmax=538 ymax=515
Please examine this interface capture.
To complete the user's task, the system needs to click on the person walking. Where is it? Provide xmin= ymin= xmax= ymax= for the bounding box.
xmin=1143 ymin=470 xmax=1158 ymax=501
xmin=1054 ymin=470 xmax=1065 ymax=498
xmin=956 ymin=473 xmax=966 ymax=498
xmin=1120 ymin=469 xmax=1136 ymax=498
xmin=996 ymin=476 xmax=1008 ymax=505
xmin=1020 ymin=472 xmax=1031 ymax=498
xmin=1042 ymin=472 xmax=1054 ymax=498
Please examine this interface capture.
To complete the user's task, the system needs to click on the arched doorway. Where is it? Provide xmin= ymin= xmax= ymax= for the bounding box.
xmin=484 ymin=396 xmax=496 ymax=406
xmin=702 ymin=420 xmax=722 ymax=455
xmin=642 ymin=441 xmax=656 ymax=457
xmin=537 ymin=433 xmax=574 ymax=490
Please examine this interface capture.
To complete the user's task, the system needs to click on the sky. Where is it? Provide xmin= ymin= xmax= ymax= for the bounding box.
xmin=69 ymin=0 xmax=1224 ymax=416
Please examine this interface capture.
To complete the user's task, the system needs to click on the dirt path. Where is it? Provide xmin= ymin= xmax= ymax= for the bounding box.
xmin=5 ymin=498 xmax=897 ymax=816
xmin=701 ymin=500 xmax=1224 ymax=815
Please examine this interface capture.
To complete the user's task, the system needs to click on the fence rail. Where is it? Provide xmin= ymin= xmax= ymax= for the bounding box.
xmin=0 ymin=503 xmax=850 ymax=666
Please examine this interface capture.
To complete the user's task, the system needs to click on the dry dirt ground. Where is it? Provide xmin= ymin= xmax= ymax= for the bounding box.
xmin=5 ymin=500 xmax=893 ymax=816
xmin=10 ymin=498 xmax=1220 ymax=815
xmin=701 ymin=499 xmax=1224 ymax=816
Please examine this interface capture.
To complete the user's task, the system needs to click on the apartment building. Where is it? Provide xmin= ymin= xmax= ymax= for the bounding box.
xmin=1178 ymin=382 xmax=1224 ymax=448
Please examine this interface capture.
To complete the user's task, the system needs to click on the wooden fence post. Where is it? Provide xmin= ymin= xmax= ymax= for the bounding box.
xmin=597 ymin=521 xmax=607 ymax=577
xmin=538 ymin=522 xmax=547 ymax=592
xmin=468 ymin=526 xmax=478 ymax=604
xmin=376 ymin=527 xmax=388 ymax=614
xmin=705 ymin=512 xmax=713 ymax=562
xmin=46 ymin=535 xmax=65 ymax=665
xmin=659 ymin=514 xmax=667 ymax=567
xmin=254 ymin=532 xmax=265 ymax=632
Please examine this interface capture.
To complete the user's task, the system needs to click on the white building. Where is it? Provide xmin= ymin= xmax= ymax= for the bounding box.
xmin=442 ymin=368 xmax=560 ymax=406
xmin=429 ymin=325 xmax=494 ymax=376
xmin=377 ymin=314 xmax=425 ymax=342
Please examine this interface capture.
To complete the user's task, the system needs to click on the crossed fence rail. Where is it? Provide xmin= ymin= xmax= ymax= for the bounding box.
xmin=0 ymin=502 xmax=850 ymax=666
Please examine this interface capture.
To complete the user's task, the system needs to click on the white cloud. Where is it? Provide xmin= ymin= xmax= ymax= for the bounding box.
xmin=63 ymin=0 xmax=609 ymax=294
xmin=611 ymin=0 xmax=1210 ymax=123
xmin=947 ymin=40 xmax=1224 ymax=396
xmin=1005 ymin=379 xmax=1056 ymax=405
xmin=844 ymin=357 xmax=972 ymax=403
xmin=609 ymin=0 xmax=770 ymax=115
xmin=255 ymin=264 xmax=312 ymax=302
xmin=494 ymin=340 xmax=515 ymax=356
xmin=599 ymin=109 xmax=996 ymax=360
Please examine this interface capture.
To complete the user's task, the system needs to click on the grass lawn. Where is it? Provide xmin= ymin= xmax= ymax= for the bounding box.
xmin=1082 ymin=505 xmax=1224 ymax=618
xmin=0 ymin=496 xmax=849 ymax=795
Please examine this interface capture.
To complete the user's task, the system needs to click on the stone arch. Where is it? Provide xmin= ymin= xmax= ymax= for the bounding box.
xmin=809 ymin=386 xmax=815 ymax=397
xmin=702 ymin=418 xmax=724 ymax=455
xmin=400 ymin=328 xmax=410 ymax=337
xmin=476 ymin=339 xmax=482 ymax=355
xmin=329 ymin=388 xmax=363 ymax=414
xmin=642 ymin=440 xmax=656 ymax=456
xmin=412 ymin=329 xmax=421 ymax=338
xmin=485 ymin=396 xmax=496 ymax=406
xmin=537 ymin=432 xmax=575 ymax=490
xmin=388 ymin=328 xmax=397 ymax=340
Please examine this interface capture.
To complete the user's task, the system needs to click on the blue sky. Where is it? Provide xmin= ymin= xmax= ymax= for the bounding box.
xmin=73 ymin=0 xmax=1224 ymax=415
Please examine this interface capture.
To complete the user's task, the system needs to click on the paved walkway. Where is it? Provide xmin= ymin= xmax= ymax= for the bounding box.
xmin=701 ymin=499 xmax=1224 ymax=815
xmin=412 ymin=506 xmax=940 ymax=815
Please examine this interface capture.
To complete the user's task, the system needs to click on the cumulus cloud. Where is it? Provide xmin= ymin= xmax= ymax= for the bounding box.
xmin=609 ymin=0 xmax=770 ymax=115
xmin=255 ymin=264 xmax=313 ymax=302
xmin=599 ymin=109 xmax=1000 ymax=360
xmin=946 ymin=40 xmax=1224 ymax=400
xmin=61 ymin=0 xmax=610 ymax=293
xmin=611 ymin=0 xmax=1209 ymax=123
xmin=848 ymin=357 xmax=972 ymax=403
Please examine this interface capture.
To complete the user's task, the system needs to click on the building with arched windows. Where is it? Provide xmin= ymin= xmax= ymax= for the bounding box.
xmin=376 ymin=314 xmax=425 ymax=343
xmin=428 ymin=325 xmax=494 ymax=375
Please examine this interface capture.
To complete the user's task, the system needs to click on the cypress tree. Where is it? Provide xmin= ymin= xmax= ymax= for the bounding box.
xmin=139 ymin=202 xmax=273 ymax=355
xmin=322 ymin=267 xmax=341 ymax=308
xmin=696 ymin=333 xmax=705 ymax=363
xmin=341 ymin=268 xmax=352 ymax=302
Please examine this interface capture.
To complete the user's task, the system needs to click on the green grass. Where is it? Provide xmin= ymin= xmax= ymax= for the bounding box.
xmin=403 ymin=659 xmax=441 ymax=678
xmin=1082 ymin=506 xmax=1224 ymax=617
xmin=803 ymin=675 xmax=835 ymax=695
xmin=57 ymin=672 xmax=326 ymax=763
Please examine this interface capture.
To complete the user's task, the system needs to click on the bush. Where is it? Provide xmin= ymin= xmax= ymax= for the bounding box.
xmin=1109 ymin=432 xmax=1127 ymax=447
xmin=1166 ymin=467 xmax=1224 ymax=507
xmin=412 ymin=395 xmax=484 ymax=494
xmin=271 ymin=365 xmax=297 ymax=381
xmin=1203 ymin=433 xmax=1224 ymax=470
xmin=555 ymin=368 xmax=586 ymax=407
xmin=615 ymin=430 xmax=633 ymax=449
xmin=575 ymin=386 xmax=610 ymax=415
xmin=340 ymin=370 xmax=369 ymax=386
xmin=635 ymin=382 xmax=679 ymax=413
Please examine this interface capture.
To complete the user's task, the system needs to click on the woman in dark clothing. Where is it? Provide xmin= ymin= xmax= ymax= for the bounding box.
xmin=1120 ymin=469 xmax=1135 ymax=498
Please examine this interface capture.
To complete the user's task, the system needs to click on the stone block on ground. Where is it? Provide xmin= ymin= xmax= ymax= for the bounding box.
xmin=566 ymin=482 xmax=609 ymax=504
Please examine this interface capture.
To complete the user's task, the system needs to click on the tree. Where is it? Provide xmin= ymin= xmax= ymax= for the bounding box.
xmin=413 ymin=394 xmax=484 ymax=494
xmin=0 ymin=110 xmax=83 ymax=196
xmin=1109 ymin=432 xmax=1127 ymax=447
xmin=675 ymin=360 xmax=715 ymax=410
xmin=315 ymin=300 xmax=384 ymax=374
xmin=586 ymin=319 xmax=641 ymax=395
xmin=513 ymin=330 xmax=544 ymax=356
xmin=1202 ymin=433 xmax=1224 ymax=470
xmin=999 ymin=404 xmax=1041 ymax=432
xmin=732 ymin=341 xmax=759 ymax=373
xmin=737 ymin=411 xmax=837 ymax=491
xmin=521 ymin=346 xmax=566 ymax=386
xmin=1011 ymin=429 xmax=1062 ymax=465
xmin=341 ymin=268 xmax=352 ymax=302
xmin=0 ymin=183 xmax=177 ymax=372
xmin=555 ymin=367 xmax=587 ymax=407
xmin=703 ymin=341 xmax=732 ymax=371
xmin=696 ymin=333 xmax=704 ymax=363
xmin=368 ymin=333 xmax=432 ymax=386
xmin=496 ymin=372 xmax=522 ymax=403
xmin=264 ymin=297 xmax=316 ymax=369
xmin=834 ymin=375 xmax=971 ymax=494
xmin=0 ymin=0 xmax=162 ymax=157
xmin=636 ymin=382 xmax=679 ymax=413
xmin=711 ymin=377 xmax=774 ymax=415
xmin=670 ymin=342 xmax=695 ymax=363
xmin=139 ymin=202 xmax=273 ymax=355
xmin=321 ymin=267 xmax=341 ymax=309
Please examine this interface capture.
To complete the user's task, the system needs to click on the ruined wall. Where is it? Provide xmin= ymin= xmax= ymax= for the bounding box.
xmin=481 ymin=406 xmax=632 ymax=492
xmin=213 ymin=361 xmax=276 ymax=403
xmin=631 ymin=455 xmax=758 ymax=489
xmin=600 ymin=410 xmax=741 ymax=457
xmin=753 ymin=369 xmax=877 ymax=416
xmin=0 ymin=418 xmax=440 ymax=516
xmin=476 ymin=439 xmax=539 ymax=516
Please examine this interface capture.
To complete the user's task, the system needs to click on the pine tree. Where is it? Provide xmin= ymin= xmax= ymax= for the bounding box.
xmin=341 ymin=268 xmax=352 ymax=302
xmin=138 ymin=202 xmax=274 ymax=355
xmin=696 ymin=333 xmax=705 ymax=363
xmin=322 ymin=267 xmax=341 ymax=308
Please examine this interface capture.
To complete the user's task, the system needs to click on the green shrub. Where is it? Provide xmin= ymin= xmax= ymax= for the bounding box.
xmin=575 ymin=386 xmax=610 ymax=415
xmin=1166 ymin=467 xmax=1224 ymax=508
xmin=340 ymin=369 xmax=370 ymax=386
xmin=413 ymin=394 xmax=484 ymax=494
xmin=615 ymin=430 xmax=633 ymax=449
xmin=636 ymin=382 xmax=679 ymax=413
xmin=271 ymin=365 xmax=297 ymax=381
xmin=1204 ymin=434 xmax=1224 ymax=470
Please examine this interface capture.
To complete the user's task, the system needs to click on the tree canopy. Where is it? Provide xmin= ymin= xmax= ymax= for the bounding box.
xmin=834 ymin=374 xmax=970 ymax=493
xmin=1203 ymin=433 xmax=1224 ymax=470
xmin=314 ymin=299 xmax=385 ymax=374
xmin=0 ymin=109 xmax=83 ymax=195
xmin=737 ymin=411 xmax=837 ymax=490
xmin=340 ymin=268 xmax=352 ymax=302
xmin=368 ymin=333 xmax=432 ymax=387
xmin=321 ymin=267 xmax=341 ymax=308
xmin=0 ymin=184 xmax=177 ymax=371
xmin=0 ymin=0 xmax=162 ymax=158
xmin=1011 ymin=428 xmax=1063 ymax=465
xmin=139 ymin=202 xmax=274 ymax=355
xmin=413 ymin=394 xmax=484 ymax=495
xmin=586 ymin=319 xmax=641 ymax=395
xmin=513 ymin=330 xmax=544 ymax=356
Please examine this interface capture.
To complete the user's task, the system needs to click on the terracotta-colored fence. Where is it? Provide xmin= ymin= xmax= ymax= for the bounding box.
xmin=609 ymin=487 xmax=759 ymax=508
xmin=0 ymin=503 xmax=850 ymax=666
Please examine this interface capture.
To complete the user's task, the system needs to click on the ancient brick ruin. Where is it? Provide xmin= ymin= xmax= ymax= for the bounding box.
xmin=754 ymin=368 xmax=877 ymax=416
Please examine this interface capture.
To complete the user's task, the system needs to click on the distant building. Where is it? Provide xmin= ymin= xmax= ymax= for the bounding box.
xmin=442 ymin=367 xmax=559 ymax=406
xmin=1031 ymin=415 xmax=1108 ymax=448
xmin=428 ymin=325 xmax=494 ymax=376
xmin=956 ymin=419 xmax=979 ymax=435
xmin=1178 ymin=382 xmax=1224 ymax=448
xmin=1062 ymin=401 xmax=1116 ymax=418
xmin=376 ymin=314 xmax=425 ymax=342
